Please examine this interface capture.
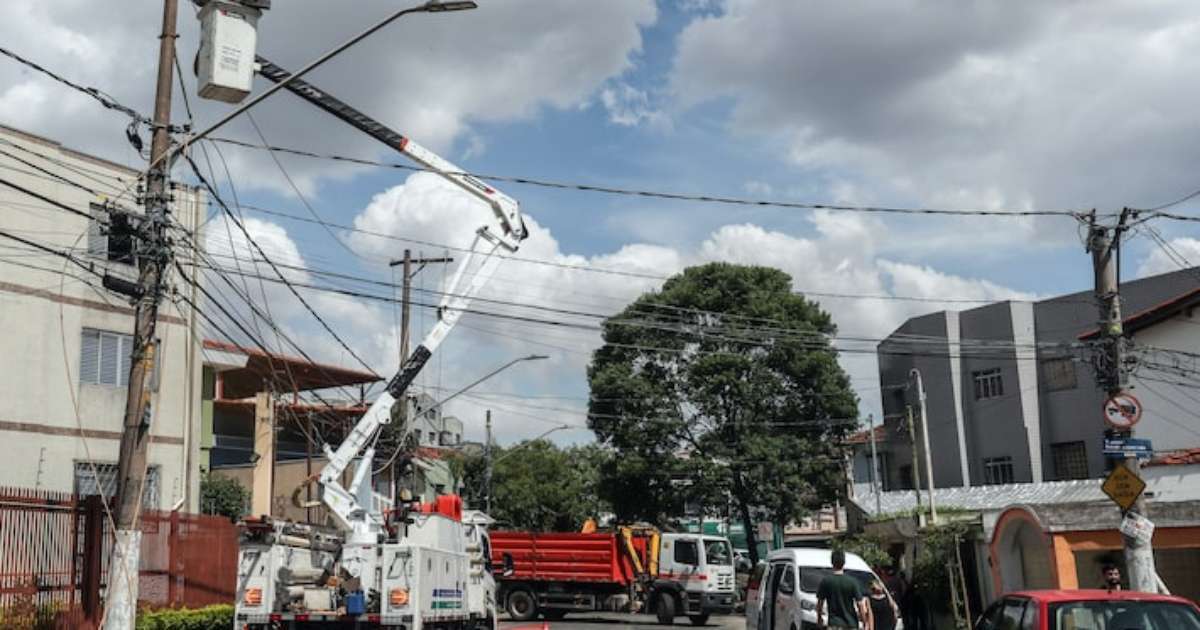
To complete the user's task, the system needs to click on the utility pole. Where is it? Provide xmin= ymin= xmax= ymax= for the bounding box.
xmin=905 ymin=405 xmax=923 ymax=512
xmin=107 ymin=1 xmax=178 ymax=627
xmin=1088 ymin=210 xmax=1157 ymax=592
xmin=483 ymin=410 xmax=493 ymax=514
xmin=910 ymin=368 xmax=938 ymax=524
xmin=388 ymin=250 xmax=453 ymax=422
xmin=867 ymin=413 xmax=882 ymax=516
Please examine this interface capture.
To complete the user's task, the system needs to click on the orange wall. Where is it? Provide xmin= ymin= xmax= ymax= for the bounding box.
xmin=1050 ymin=527 xmax=1200 ymax=588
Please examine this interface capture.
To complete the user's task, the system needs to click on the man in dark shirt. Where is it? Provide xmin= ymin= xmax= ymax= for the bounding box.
xmin=816 ymin=550 xmax=868 ymax=629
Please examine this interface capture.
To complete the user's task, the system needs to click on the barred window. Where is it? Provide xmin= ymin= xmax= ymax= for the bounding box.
xmin=983 ymin=456 xmax=1015 ymax=485
xmin=973 ymin=368 xmax=1004 ymax=400
xmin=73 ymin=462 xmax=160 ymax=508
xmin=1052 ymin=441 xmax=1089 ymax=480
xmin=1043 ymin=358 xmax=1078 ymax=392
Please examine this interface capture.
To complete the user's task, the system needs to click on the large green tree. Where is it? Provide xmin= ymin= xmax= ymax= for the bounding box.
xmin=587 ymin=263 xmax=857 ymax=563
xmin=450 ymin=440 xmax=608 ymax=531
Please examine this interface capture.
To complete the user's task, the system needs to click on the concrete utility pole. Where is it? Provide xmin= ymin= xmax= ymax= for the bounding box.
xmin=905 ymin=405 xmax=923 ymax=513
xmin=107 ymin=1 xmax=177 ymax=627
xmin=910 ymin=368 xmax=938 ymax=524
xmin=867 ymin=413 xmax=882 ymax=516
xmin=483 ymin=410 xmax=493 ymax=513
xmin=1088 ymin=210 xmax=1158 ymax=593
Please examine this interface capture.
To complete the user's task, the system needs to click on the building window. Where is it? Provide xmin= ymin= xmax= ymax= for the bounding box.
xmin=80 ymin=329 xmax=133 ymax=387
xmin=73 ymin=462 xmax=159 ymax=508
xmin=80 ymin=329 xmax=157 ymax=389
xmin=1052 ymin=441 xmax=1089 ymax=480
xmin=973 ymin=368 xmax=1004 ymax=400
xmin=983 ymin=456 xmax=1015 ymax=485
xmin=87 ymin=203 xmax=135 ymax=265
xmin=1043 ymin=358 xmax=1078 ymax=392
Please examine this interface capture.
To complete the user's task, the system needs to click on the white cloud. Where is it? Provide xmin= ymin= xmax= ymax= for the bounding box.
xmin=1136 ymin=237 xmax=1200 ymax=278
xmin=671 ymin=1 xmax=1200 ymax=233
xmin=600 ymin=82 xmax=669 ymax=129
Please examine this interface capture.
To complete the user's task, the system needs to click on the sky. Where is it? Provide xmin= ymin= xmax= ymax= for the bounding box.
xmin=5 ymin=1 xmax=1200 ymax=445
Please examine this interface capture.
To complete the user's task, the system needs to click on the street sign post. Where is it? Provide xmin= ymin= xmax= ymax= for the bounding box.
xmin=1104 ymin=437 xmax=1153 ymax=461
xmin=1102 ymin=465 xmax=1147 ymax=511
xmin=1103 ymin=392 xmax=1143 ymax=429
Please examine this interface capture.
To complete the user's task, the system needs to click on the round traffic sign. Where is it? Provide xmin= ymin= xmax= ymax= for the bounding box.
xmin=1103 ymin=392 xmax=1142 ymax=429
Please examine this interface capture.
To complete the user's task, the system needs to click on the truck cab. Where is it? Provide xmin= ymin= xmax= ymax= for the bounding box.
xmin=654 ymin=534 xmax=738 ymax=625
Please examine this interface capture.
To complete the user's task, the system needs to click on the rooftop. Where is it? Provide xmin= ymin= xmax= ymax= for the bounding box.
xmin=203 ymin=339 xmax=381 ymax=399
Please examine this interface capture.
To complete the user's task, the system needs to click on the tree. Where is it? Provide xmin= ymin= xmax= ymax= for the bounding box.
xmin=587 ymin=263 xmax=858 ymax=563
xmin=451 ymin=441 xmax=609 ymax=531
xmin=200 ymin=474 xmax=248 ymax=521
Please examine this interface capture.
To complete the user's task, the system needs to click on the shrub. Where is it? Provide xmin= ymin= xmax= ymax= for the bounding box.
xmin=135 ymin=604 xmax=234 ymax=630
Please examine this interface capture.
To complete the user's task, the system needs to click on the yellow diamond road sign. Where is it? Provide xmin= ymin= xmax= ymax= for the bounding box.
xmin=1102 ymin=465 xmax=1147 ymax=511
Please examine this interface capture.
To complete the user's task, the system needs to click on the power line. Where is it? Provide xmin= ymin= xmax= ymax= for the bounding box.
xmin=222 ymin=200 xmax=1049 ymax=305
xmin=209 ymin=136 xmax=1093 ymax=220
xmin=0 ymin=45 xmax=149 ymax=124
xmin=0 ymin=174 xmax=108 ymax=224
xmin=181 ymin=153 xmax=380 ymax=377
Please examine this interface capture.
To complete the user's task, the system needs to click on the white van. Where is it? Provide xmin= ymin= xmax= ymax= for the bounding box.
xmin=745 ymin=548 xmax=902 ymax=630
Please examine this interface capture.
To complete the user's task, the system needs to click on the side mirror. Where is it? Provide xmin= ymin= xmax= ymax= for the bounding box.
xmin=502 ymin=552 xmax=515 ymax=578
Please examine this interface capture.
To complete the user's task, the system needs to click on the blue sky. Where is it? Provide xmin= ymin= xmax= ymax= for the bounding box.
xmin=5 ymin=1 xmax=1200 ymax=443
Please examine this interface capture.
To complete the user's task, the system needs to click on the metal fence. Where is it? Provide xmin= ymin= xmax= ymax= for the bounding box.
xmin=0 ymin=486 xmax=237 ymax=628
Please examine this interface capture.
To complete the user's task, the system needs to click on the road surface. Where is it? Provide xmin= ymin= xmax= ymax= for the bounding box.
xmin=501 ymin=613 xmax=746 ymax=630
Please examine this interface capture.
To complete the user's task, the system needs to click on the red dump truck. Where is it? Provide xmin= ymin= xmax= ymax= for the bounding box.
xmin=490 ymin=529 xmax=737 ymax=625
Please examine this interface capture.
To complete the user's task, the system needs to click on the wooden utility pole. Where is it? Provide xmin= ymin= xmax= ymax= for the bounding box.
xmin=388 ymin=250 xmax=452 ymax=421
xmin=107 ymin=1 xmax=178 ymax=627
xmin=1088 ymin=209 xmax=1157 ymax=592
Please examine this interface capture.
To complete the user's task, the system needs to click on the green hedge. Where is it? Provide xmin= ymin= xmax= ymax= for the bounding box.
xmin=136 ymin=605 xmax=234 ymax=630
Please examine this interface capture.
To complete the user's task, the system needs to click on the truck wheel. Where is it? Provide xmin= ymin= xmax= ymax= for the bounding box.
xmin=656 ymin=594 xmax=677 ymax=625
xmin=506 ymin=588 xmax=538 ymax=622
xmin=688 ymin=614 xmax=710 ymax=626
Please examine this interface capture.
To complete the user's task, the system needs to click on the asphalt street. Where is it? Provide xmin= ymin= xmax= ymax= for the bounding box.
xmin=501 ymin=613 xmax=746 ymax=630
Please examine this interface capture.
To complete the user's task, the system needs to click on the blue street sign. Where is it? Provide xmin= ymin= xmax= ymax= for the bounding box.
xmin=1104 ymin=437 xmax=1152 ymax=460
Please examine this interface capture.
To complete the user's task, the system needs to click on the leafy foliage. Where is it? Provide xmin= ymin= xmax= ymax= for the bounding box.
xmin=451 ymin=441 xmax=609 ymax=531
xmin=587 ymin=263 xmax=858 ymax=562
xmin=135 ymin=605 xmax=234 ymax=630
xmin=200 ymin=474 xmax=248 ymax=521
xmin=912 ymin=521 xmax=972 ymax=611
xmin=833 ymin=533 xmax=892 ymax=570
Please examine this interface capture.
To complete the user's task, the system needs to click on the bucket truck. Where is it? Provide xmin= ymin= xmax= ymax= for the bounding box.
xmin=234 ymin=58 xmax=524 ymax=629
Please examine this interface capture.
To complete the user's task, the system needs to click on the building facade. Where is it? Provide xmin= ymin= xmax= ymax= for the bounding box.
xmin=0 ymin=124 xmax=205 ymax=510
xmin=869 ymin=267 xmax=1200 ymax=490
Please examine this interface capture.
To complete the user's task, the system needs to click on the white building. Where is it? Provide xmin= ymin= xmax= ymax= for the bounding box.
xmin=407 ymin=391 xmax=464 ymax=448
xmin=0 ymin=124 xmax=205 ymax=510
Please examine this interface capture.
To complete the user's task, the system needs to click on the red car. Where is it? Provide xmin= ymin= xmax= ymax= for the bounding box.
xmin=975 ymin=590 xmax=1200 ymax=630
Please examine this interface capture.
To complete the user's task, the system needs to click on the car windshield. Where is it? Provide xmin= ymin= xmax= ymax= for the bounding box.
xmin=703 ymin=540 xmax=733 ymax=566
xmin=1049 ymin=600 xmax=1200 ymax=630
xmin=799 ymin=568 xmax=876 ymax=594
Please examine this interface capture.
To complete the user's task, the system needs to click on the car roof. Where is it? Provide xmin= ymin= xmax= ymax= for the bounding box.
xmin=1005 ymin=590 xmax=1198 ymax=606
xmin=765 ymin=547 xmax=873 ymax=572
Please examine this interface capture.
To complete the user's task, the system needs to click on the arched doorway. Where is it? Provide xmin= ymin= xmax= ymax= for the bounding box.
xmin=990 ymin=507 xmax=1056 ymax=592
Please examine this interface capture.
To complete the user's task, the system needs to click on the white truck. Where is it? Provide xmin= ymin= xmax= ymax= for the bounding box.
xmin=234 ymin=56 xmax=526 ymax=630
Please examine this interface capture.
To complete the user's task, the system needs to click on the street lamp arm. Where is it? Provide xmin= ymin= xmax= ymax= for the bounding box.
xmin=417 ymin=354 xmax=548 ymax=418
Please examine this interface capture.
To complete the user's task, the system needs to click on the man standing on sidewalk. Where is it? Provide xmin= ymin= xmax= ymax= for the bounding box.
xmin=817 ymin=550 xmax=870 ymax=630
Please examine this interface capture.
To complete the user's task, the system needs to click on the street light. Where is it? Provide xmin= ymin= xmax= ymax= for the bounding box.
xmin=909 ymin=368 xmax=938 ymax=524
xmin=416 ymin=354 xmax=549 ymax=418
xmin=492 ymin=424 xmax=572 ymax=465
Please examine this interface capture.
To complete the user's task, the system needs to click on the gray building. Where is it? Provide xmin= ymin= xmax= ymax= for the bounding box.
xmin=869 ymin=267 xmax=1200 ymax=490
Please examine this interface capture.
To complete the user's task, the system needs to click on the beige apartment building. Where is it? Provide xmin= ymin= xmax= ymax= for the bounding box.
xmin=0 ymin=124 xmax=205 ymax=510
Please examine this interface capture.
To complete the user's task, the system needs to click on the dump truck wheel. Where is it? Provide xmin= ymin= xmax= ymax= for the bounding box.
xmin=507 ymin=588 xmax=538 ymax=622
xmin=689 ymin=614 xmax=709 ymax=626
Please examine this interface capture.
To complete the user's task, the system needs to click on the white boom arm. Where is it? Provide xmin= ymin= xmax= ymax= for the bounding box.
xmin=256 ymin=58 xmax=527 ymax=537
